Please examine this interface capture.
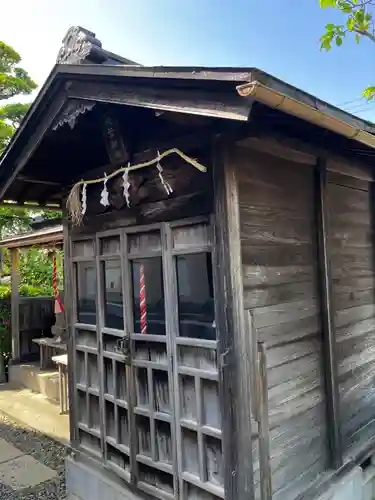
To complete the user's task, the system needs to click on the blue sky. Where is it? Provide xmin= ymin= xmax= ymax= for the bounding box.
xmin=3 ymin=0 xmax=375 ymax=120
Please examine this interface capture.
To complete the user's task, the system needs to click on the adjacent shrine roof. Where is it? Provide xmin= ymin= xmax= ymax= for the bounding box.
xmin=0 ymin=224 xmax=63 ymax=249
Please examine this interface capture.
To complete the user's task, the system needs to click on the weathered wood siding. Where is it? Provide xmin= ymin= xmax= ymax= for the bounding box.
xmin=236 ymin=146 xmax=329 ymax=499
xmin=19 ymin=296 xmax=54 ymax=331
xmin=19 ymin=296 xmax=55 ymax=361
xmin=327 ymin=167 xmax=375 ymax=458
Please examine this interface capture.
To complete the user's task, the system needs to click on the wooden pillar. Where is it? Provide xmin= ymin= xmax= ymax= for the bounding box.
xmin=213 ymin=138 xmax=255 ymax=500
xmin=315 ymin=158 xmax=342 ymax=468
xmin=63 ymin=219 xmax=76 ymax=444
xmin=10 ymin=248 xmax=20 ymax=362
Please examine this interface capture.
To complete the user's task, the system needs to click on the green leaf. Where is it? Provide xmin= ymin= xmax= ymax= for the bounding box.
xmin=336 ymin=26 xmax=345 ymax=36
xmin=336 ymin=36 xmax=343 ymax=46
xmin=340 ymin=2 xmax=352 ymax=14
xmin=363 ymin=87 xmax=375 ymax=101
xmin=326 ymin=23 xmax=336 ymax=30
xmin=347 ymin=17 xmax=354 ymax=30
xmin=321 ymin=38 xmax=332 ymax=51
xmin=320 ymin=0 xmax=337 ymax=7
xmin=356 ymin=9 xmax=365 ymax=21
xmin=355 ymin=34 xmax=361 ymax=43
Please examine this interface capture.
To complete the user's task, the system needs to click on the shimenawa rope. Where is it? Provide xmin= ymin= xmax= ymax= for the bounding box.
xmin=66 ymin=148 xmax=207 ymax=225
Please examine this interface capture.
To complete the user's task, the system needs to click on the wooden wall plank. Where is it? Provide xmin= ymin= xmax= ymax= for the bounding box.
xmin=244 ymin=282 xmax=317 ymax=310
xmin=236 ymin=146 xmax=329 ymax=499
xmin=327 ymin=158 xmax=373 ymax=182
xmin=238 ymin=132 xmax=374 ymax=182
xmin=328 ymin=178 xmax=375 ymax=458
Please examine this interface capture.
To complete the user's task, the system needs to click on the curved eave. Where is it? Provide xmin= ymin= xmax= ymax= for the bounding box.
xmin=237 ymin=79 xmax=375 ymax=150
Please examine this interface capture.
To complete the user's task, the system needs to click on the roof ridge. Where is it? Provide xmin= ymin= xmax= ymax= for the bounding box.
xmin=56 ymin=26 xmax=139 ymax=66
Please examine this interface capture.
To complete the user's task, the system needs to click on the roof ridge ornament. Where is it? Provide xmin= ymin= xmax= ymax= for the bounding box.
xmin=56 ymin=26 xmax=105 ymax=65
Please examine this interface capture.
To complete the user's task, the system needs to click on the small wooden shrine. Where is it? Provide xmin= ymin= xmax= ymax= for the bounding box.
xmin=1 ymin=26 xmax=375 ymax=500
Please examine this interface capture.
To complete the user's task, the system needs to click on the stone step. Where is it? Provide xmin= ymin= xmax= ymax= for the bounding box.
xmin=9 ymin=362 xmax=60 ymax=403
xmin=0 ymin=384 xmax=69 ymax=445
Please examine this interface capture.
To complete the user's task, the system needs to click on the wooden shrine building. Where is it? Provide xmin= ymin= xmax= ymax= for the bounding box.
xmin=2 ymin=26 xmax=375 ymax=500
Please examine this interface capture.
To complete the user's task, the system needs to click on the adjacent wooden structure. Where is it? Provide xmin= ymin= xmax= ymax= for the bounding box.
xmin=0 ymin=224 xmax=63 ymax=362
xmin=2 ymin=26 xmax=375 ymax=500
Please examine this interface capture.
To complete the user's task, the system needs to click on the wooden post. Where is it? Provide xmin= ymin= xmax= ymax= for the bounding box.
xmin=257 ymin=342 xmax=272 ymax=500
xmin=10 ymin=248 xmax=20 ymax=362
xmin=0 ymin=355 xmax=6 ymax=383
xmin=213 ymin=138 xmax=255 ymax=500
xmin=315 ymin=158 xmax=342 ymax=468
xmin=63 ymin=219 xmax=76 ymax=444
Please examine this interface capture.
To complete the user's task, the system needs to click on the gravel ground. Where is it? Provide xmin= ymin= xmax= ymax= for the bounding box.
xmin=0 ymin=412 xmax=67 ymax=499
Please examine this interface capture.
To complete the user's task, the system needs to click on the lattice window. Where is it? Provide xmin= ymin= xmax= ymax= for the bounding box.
xmin=70 ymin=220 xmax=223 ymax=500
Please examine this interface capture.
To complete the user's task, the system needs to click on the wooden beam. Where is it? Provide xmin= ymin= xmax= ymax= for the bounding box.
xmin=101 ymin=108 xmax=129 ymax=166
xmin=38 ymin=186 xmax=63 ymax=207
xmin=10 ymin=248 xmax=20 ymax=362
xmin=237 ymin=135 xmax=316 ymax=166
xmin=0 ymin=202 xmax=62 ymax=211
xmin=17 ymin=176 xmax=62 ymax=186
xmin=134 ymin=126 xmax=221 ymax=163
xmin=315 ymin=158 xmax=343 ymax=469
xmin=16 ymin=184 xmax=34 ymax=205
xmin=67 ymin=81 xmax=252 ymax=121
xmin=213 ymin=137 xmax=255 ymax=500
xmin=69 ymin=127 xmax=218 ymax=186
xmin=0 ymin=91 xmax=67 ymax=200
xmin=242 ymin=125 xmax=374 ymax=181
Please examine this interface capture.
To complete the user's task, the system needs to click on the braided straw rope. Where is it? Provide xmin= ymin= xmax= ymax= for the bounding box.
xmin=66 ymin=148 xmax=207 ymax=225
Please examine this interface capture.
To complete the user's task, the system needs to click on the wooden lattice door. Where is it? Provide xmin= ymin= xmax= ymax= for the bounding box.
xmin=71 ymin=218 xmax=224 ymax=500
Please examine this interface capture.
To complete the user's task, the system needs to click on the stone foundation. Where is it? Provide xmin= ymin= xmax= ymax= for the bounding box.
xmin=316 ymin=462 xmax=375 ymax=500
xmin=66 ymin=453 xmax=375 ymax=500
xmin=66 ymin=455 xmax=142 ymax=500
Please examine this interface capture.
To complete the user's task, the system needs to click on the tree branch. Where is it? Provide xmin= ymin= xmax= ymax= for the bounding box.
xmin=347 ymin=0 xmax=375 ymax=7
xmin=354 ymin=28 xmax=375 ymax=42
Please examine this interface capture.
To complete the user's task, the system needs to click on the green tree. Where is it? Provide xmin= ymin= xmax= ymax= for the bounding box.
xmin=0 ymin=205 xmax=32 ymax=238
xmin=0 ymin=41 xmax=36 ymax=151
xmin=0 ymin=41 xmax=61 ymax=297
xmin=0 ymin=41 xmax=60 ymax=235
xmin=0 ymin=41 xmax=39 ymax=237
xmin=319 ymin=0 xmax=375 ymax=98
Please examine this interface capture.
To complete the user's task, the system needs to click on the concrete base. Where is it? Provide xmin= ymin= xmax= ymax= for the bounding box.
xmin=66 ymin=454 xmax=375 ymax=500
xmin=9 ymin=362 xmax=60 ymax=403
xmin=317 ymin=467 xmax=363 ymax=500
xmin=363 ymin=461 xmax=375 ymax=500
xmin=316 ymin=464 xmax=375 ymax=500
xmin=66 ymin=456 xmax=142 ymax=500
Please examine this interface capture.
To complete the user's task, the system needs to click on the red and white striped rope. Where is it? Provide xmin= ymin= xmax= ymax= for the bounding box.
xmin=53 ymin=253 xmax=65 ymax=314
xmin=140 ymin=264 xmax=147 ymax=334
